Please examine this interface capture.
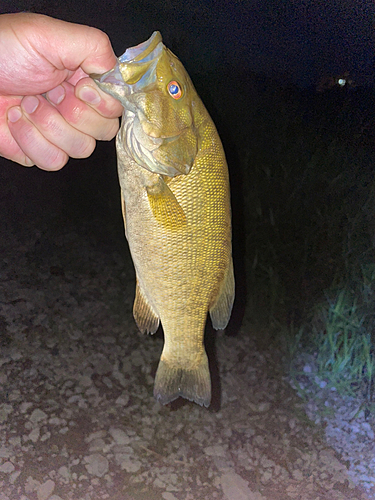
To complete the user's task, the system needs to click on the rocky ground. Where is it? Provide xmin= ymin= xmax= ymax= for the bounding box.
xmin=1 ymin=159 xmax=375 ymax=500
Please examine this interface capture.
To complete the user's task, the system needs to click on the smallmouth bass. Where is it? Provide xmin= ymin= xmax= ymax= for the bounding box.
xmin=93 ymin=32 xmax=234 ymax=407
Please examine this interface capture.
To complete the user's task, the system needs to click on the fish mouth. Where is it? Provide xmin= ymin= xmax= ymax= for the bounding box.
xmin=119 ymin=31 xmax=162 ymax=64
xmin=91 ymin=32 xmax=163 ymax=100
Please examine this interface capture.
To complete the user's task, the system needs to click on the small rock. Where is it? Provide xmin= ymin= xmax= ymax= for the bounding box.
xmin=19 ymin=402 xmax=33 ymax=413
xmin=37 ymin=479 xmax=55 ymax=500
xmin=193 ymin=430 xmax=207 ymax=441
xmin=84 ymin=454 xmax=109 ymax=477
xmin=9 ymin=389 xmax=21 ymax=402
xmin=292 ymin=469 xmax=304 ymax=481
xmin=86 ymin=430 xmax=107 ymax=443
xmin=154 ymin=478 xmax=166 ymax=488
xmin=249 ymin=402 xmax=271 ymax=413
xmin=102 ymin=377 xmax=113 ymax=388
xmin=115 ymin=395 xmax=129 ymax=406
xmin=58 ymin=466 xmax=70 ymax=479
xmin=28 ymin=427 xmax=40 ymax=443
xmin=109 ymin=428 xmax=130 ymax=445
xmin=162 ymin=493 xmax=179 ymax=500
xmin=221 ymin=471 xmax=265 ymax=500
xmin=0 ymin=404 xmax=13 ymax=423
xmin=0 ymin=461 xmax=15 ymax=473
xmin=10 ymin=469 xmax=21 ymax=484
xmin=112 ymin=371 xmax=128 ymax=388
xmin=9 ymin=436 xmax=21 ymax=447
xmin=29 ymin=409 xmax=47 ymax=424
xmin=0 ymin=446 xmax=11 ymax=458
xmin=362 ymin=423 xmax=375 ymax=439
xmin=204 ymin=445 xmax=226 ymax=457
xmin=89 ymin=438 xmax=106 ymax=452
xmin=117 ymin=455 xmax=141 ymax=473
xmin=10 ymin=350 xmax=22 ymax=361
xmin=79 ymin=375 xmax=92 ymax=388
xmin=69 ymin=330 xmax=82 ymax=340
xmin=40 ymin=432 xmax=51 ymax=442
xmin=260 ymin=457 xmax=275 ymax=468
xmin=25 ymin=476 xmax=41 ymax=493
xmin=48 ymin=417 xmax=62 ymax=425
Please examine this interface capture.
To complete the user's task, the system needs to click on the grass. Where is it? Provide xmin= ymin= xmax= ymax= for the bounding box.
xmin=291 ymin=282 xmax=375 ymax=401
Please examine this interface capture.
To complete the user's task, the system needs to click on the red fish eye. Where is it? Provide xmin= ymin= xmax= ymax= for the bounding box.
xmin=167 ymin=81 xmax=183 ymax=99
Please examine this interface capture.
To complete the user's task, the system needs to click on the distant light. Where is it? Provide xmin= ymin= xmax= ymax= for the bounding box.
xmin=337 ymin=78 xmax=346 ymax=86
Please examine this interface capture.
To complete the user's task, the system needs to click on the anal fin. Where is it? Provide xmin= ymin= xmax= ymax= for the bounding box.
xmin=209 ymin=258 xmax=235 ymax=330
xmin=154 ymin=353 xmax=211 ymax=407
xmin=133 ymin=279 xmax=159 ymax=334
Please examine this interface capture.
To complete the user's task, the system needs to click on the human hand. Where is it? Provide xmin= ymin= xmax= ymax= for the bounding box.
xmin=0 ymin=13 xmax=123 ymax=170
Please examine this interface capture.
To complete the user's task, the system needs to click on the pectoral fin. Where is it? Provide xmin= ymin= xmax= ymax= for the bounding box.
xmin=133 ymin=279 xmax=159 ymax=334
xmin=146 ymin=176 xmax=186 ymax=230
xmin=209 ymin=258 xmax=235 ymax=330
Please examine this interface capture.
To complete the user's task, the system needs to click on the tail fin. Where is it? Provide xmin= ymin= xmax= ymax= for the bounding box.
xmin=153 ymin=353 xmax=211 ymax=407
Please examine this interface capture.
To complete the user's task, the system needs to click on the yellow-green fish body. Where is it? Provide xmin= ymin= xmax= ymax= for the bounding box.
xmin=94 ymin=32 xmax=234 ymax=407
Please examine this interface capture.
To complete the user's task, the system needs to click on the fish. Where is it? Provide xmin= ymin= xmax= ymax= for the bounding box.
xmin=92 ymin=31 xmax=234 ymax=407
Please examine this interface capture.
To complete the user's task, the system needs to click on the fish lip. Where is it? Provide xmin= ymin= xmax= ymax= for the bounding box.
xmin=91 ymin=32 xmax=164 ymax=92
xmin=91 ymin=67 xmax=123 ymax=86
xmin=119 ymin=31 xmax=162 ymax=64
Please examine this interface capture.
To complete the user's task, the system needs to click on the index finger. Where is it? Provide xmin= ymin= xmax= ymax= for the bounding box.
xmin=45 ymin=81 xmax=120 ymax=141
xmin=0 ymin=95 xmax=34 ymax=166
xmin=74 ymin=77 xmax=123 ymax=119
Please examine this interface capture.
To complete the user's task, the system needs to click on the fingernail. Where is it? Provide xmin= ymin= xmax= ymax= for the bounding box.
xmin=22 ymin=95 xmax=39 ymax=114
xmin=7 ymin=107 xmax=22 ymax=123
xmin=25 ymin=157 xmax=34 ymax=167
xmin=47 ymin=85 xmax=66 ymax=105
xmin=78 ymin=86 xmax=101 ymax=105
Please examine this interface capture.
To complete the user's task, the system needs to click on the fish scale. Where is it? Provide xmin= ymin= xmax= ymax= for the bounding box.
xmin=93 ymin=32 xmax=234 ymax=407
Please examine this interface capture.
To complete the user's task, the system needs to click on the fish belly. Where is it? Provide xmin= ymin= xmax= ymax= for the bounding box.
xmin=116 ymin=123 xmax=234 ymax=407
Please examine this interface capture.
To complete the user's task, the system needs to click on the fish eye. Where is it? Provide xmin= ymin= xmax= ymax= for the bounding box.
xmin=167 ymin=81 xmax=183 ymax=99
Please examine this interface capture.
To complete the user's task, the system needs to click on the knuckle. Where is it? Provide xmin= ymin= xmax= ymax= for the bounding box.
xmin=72 ymin=136 xmax=96 ymax=159
xmin=39 ymin=149 xmax=68 ymax=171
xmin=98 ymin=119 xmax=119 ymax=141
xmin=13 ymin=121 xmax=38 ymax=149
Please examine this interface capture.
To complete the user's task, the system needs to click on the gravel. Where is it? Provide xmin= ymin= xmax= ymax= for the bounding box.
xmin=0 ymin=177 xmax=374 ymax=500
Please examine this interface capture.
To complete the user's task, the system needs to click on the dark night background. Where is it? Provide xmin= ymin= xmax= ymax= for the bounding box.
xmin=1 ymin=0 xmax=375 ymax=332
